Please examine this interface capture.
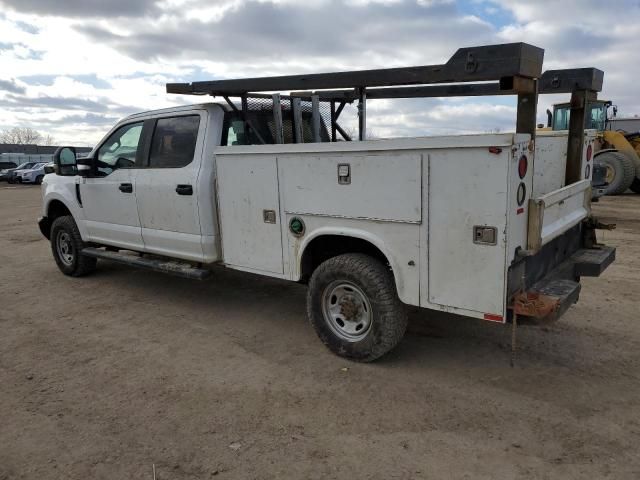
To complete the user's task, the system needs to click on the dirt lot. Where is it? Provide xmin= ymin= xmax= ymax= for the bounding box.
xmin=1 ymin=183 xmax=639 ymax=480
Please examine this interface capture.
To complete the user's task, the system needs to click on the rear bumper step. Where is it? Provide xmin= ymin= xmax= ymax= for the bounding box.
xmin=81 ymin=247 xmax=211 ymax=280
xmin=511 ymin=245 xmax=615 ymax=324
xmin=513 ymin=279 xmax=581 ymax=324
xmin=571 ymin=246 xmax=615 ymax=277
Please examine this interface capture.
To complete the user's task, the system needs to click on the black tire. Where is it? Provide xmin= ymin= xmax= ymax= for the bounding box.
xmin=35 ymin=175 xmax=44 ymax=185
xmin=595 ymin=151 xmax=635 ymax=195
xmin=307 ymin=253 xmax=407 ymax=362
xmin=50 ymin=215 xmax=97 ymax=277
xmin=630 ymin=178 xmax=640 ymax=194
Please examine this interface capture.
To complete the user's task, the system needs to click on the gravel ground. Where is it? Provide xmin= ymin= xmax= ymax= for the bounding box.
xmin=1 ymin=183 xmax=639 ymax=479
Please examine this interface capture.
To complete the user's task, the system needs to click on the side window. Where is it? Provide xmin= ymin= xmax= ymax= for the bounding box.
xmin=225 ymin=119 xmax=248 ymax=146
xmin=97 ymin=122 xmax=143 ymax=176
xmin=149 ymin=115 xmax=200 ymax=168
xmin=221 ymin=113 xmax=261 ymax=146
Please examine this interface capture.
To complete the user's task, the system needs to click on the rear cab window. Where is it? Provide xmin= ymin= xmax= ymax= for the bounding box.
xmin=148 ymin=115 xmax=200 ymax=168
xmin=221 ymin=109 xmax=330 ymax=146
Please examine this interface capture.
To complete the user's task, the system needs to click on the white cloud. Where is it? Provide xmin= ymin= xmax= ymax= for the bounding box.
xmin=0 ymin=0 xmax=638 ymax=146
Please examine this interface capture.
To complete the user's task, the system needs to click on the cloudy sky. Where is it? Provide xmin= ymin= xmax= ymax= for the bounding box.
xmin=0 ymin=0 xmax=638 ymax=146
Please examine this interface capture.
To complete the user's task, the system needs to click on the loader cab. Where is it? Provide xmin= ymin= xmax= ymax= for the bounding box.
xmin=551 ymin=100 xmax=612 ymax=131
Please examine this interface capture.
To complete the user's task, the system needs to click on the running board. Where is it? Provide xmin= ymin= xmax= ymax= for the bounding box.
xmin=81 ymin=247 xmax=211 ymax=280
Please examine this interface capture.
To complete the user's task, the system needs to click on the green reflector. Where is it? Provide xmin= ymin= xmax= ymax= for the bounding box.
xmin=290 ymin=218 xmax=304 ymax=235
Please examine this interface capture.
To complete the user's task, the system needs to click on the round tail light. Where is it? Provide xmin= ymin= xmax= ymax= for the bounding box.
xmin=518 ymin=155 xmax=528 ymax=179
xmin=517 ymin=182 xmax=527 ymax=206
xmin=586 ymin=144 xmax=593 ymax=162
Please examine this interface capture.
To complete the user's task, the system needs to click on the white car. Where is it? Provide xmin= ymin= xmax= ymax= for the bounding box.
xmin=14 ymin=162 xmax=50 ymax=184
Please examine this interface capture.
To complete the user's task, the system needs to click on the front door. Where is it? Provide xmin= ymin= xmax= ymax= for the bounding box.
xmin=134 ymin=114 xmax=204 ymax=262
xmin=81 ymin=121 xmax=144 ymax=250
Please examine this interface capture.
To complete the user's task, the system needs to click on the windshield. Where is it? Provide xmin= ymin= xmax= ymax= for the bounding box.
xmin=587 ymin=103 xmax=607 ymax=131
xmin=552 ymin=102 xmax=608 ymax=131
xmin=552 ymin=106 xmax=570 ymax=131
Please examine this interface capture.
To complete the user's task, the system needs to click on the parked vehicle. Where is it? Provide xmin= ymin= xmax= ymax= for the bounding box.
xmin=38 ymin=43 xmax=615 ymax=361
xmin=14 ymin=162 xmax=49 ymax=184
xmin=0 ymin=161 xmax=18 ymax=170
xmin=0 ymin=168 xmax=13 ymax=182
xmin=546 ymin=100 xmax=640 ymax=195
xmin=4 ymin=162 xmax=38 ymax=183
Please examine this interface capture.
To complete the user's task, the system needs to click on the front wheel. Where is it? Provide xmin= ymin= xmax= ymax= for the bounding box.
xmin=35 ymin=175 xmax=44 ymax=185
xmin=307 ymin=253 xmax=407 ymax=362
xmin=50 ymin=215 xmax=97 ymax=277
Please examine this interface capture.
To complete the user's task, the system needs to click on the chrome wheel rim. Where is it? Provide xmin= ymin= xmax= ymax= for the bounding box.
xmin=56 ymin=231 xmax=74 ymax=266
xmin=321 ymin=281 xmax=372 ymax=342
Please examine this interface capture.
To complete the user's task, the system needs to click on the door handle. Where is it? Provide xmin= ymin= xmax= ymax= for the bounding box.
xmin=119 ymin=183 xmax=133 ymax=193
xmin=176 ymin=184 xmax=193 ymax=195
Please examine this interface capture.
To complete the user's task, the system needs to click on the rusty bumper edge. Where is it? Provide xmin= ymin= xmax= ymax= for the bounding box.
xmin=510 ymin=279 xmax=581 ymax=325
xmin=512 ymin=291 xmax=561 ymax=318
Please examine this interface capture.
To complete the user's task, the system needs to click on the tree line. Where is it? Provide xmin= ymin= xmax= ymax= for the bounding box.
xmin=0 ymin=127 xmax=55 ymax=145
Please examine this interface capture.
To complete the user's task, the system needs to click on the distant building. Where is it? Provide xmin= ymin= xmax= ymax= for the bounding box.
xmin=609 ymin=118 xmax=640 ymax=133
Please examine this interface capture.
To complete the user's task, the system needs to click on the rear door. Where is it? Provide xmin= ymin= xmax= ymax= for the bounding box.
xmin=134 ymin=113 xmax=206 ymax=262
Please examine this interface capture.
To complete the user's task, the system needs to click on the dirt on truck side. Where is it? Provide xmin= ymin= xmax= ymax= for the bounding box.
xmin=1 ymin=183 xmax=639 ymax=479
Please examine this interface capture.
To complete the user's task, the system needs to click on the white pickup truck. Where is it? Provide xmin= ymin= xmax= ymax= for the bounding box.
xmin=38 ymin=43 xmax=615 ymax=361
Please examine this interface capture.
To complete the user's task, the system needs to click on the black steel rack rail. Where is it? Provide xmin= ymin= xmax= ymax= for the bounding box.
xmin=167 ymin=42 xmax=603 ymax=183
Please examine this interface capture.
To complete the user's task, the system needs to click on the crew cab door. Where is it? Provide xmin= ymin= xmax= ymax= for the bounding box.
xmin=134 ymin=114 xmax=205 ymax=262
xmin=80 ymin=121 xmax=145 ymax=250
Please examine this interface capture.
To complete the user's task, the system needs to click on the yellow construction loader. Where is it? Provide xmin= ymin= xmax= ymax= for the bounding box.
xmin=548 ymin=100 xmax=640 ymax=195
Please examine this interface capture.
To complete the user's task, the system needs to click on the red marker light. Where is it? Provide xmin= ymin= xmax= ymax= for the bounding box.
xmin=586 ymin=144 xmax=593 ymax=162
xmin=518 ymin=155 xmax=528 ymax=179
xmin=484 ymin=313 xmax=503 ymax=322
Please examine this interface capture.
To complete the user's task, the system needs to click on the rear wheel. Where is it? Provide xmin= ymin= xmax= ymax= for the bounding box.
xmin=307 ymin=253 xmax=407 ymax=362
xmin=50 ymin=215 xmax=97 ymax=277
xmin=595 ymin=151 xmax=635 ymax=195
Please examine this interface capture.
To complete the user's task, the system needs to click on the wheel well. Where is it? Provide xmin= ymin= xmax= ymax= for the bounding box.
xmin=48 ymin=200 xmax=72 ymax=222
xmin=300 ymin=235 xmax=390 ymax=282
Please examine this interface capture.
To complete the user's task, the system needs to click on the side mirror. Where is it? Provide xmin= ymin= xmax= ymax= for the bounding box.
xmin=53 ymin=146 xmax=77 ymax=176
xmin=76 ymin=156 xmax=94 ymax=177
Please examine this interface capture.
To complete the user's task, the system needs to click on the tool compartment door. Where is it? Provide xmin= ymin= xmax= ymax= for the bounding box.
xmin=216 ymin=154 xmax=284 ymax=274
xmin=426 ymin=148 xmax=509 ymax=317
